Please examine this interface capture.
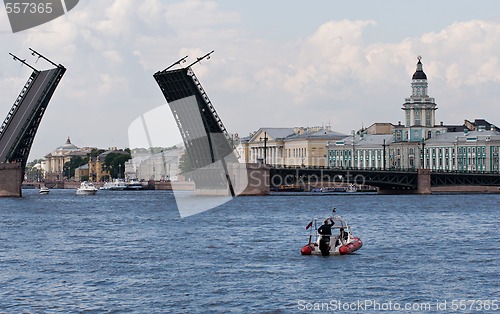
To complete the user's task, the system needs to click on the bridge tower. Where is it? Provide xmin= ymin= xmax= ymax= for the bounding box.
xmin=0 ymin=49 xmax=66 ymax=197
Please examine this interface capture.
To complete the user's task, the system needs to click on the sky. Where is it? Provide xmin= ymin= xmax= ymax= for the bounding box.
xmin=1 ymin=0 xmax=500 ymax=160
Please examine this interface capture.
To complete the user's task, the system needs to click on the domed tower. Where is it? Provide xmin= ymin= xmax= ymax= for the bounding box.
xmin=402 ymin=56 xmax=437 ymax=137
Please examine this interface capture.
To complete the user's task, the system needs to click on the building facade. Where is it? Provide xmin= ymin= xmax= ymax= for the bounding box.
xmin=328 ymin=57 xmax=500 ymax=172
xmin=87 ymin=150 xmax=119 ymax=182
xmin=43 ymin=137 xmax=87 ymax=180
xmin=238 ymin=126 xmax=347 ymax=167
xmin=124 ymin=147 xmax=183 ymax=181
xmin=42 ymin=138 xmax=132 ymax=181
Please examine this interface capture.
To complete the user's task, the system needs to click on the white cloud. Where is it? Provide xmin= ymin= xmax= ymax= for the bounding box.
xmin=1 ymin=1 xmax=500 ymax=160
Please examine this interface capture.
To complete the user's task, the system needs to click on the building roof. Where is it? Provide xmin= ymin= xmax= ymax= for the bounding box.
xmin=287 ymin=129 xmax=347 ymax=141
xmin=56 ymin=137 xmax=79 ymax=151
xmin=358 ymin=134 xmax=394 ymax=145
xmin=467 ymin=119 xmax=500 ymax=132
xmin=257 ymin=128 xmax=295 ymax=141
xmin=75 ymin=163 xmax=89 ymax=170
xmin=335 ymin=134 xmax=393 ymax=149
xmin=412 ymin=58 xmax=427 ymax=80
xmin=425 ymin=130 xmax=500 ymax=144
xmin=67 ymin=150 xmax=91 ymax=157
xmin=46 ymin=137 xmax=80 ymax=157
xmin=443 ymin=125 xmax=466 ymax=132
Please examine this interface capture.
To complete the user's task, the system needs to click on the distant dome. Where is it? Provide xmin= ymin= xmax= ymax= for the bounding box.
xmin=412 ymin=57 xmax=427 ymax=80
xmin=53 ymin=137 xmax=79 ymax=155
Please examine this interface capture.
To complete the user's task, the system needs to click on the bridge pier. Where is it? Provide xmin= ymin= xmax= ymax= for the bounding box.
xmin=193 ymin=163 xmax=270 ymax=196
xmin=0 ymin=163 xmax=22 ymax=197
xmin=231 ymin=163 xmax=269 ymax=196
xmin=417 ymin=169 xmax=432 ymax=194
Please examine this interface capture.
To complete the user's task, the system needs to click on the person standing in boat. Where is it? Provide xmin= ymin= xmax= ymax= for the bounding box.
xmin=318 ymin=218 xmax=334 ymax=238
xmin=317 ymin=218 xmax=335 ymax=256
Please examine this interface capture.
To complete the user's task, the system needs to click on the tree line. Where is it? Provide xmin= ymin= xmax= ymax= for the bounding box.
xmin=62 ymin=148 xmax=131 ymax=181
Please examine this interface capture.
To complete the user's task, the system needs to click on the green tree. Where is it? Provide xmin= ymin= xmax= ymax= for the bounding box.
xmin=178 ymin=152 xmax=192 ymax=174
xmin=63 ymin=156 xmax=88 ymax=179
xmin=90 ymin=148 xmax=106 ymax=158
xmin=103 ymin=152 xmax=131 ymax=179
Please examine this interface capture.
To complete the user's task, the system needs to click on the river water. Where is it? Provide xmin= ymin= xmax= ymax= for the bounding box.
xmin=0 ymin=189 xmax=498 ymax=313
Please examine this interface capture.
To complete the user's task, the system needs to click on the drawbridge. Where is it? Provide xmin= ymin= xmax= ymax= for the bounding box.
xmin=0 ymin=49 xmax=66 ymax=197
xmin=153 ymin=51 xmax=238 ymax=196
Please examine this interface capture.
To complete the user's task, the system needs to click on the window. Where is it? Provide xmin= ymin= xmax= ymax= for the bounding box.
xmin=395 ymin=131 xmax=402 ymax=142
xmin=425 ymin=109 xmax=432 ymax=126
xmin=414 ymin=109 xmax=421 ymax=125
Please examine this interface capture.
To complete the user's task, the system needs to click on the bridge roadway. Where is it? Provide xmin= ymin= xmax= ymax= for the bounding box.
xmin=0 ymin=68 xmax=59 ymax=162
xmin=268 ymin=166 xmax=500 ymax=192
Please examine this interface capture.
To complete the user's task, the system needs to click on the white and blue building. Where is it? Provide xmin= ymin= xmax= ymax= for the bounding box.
xmin=328 ymin=57 xmax=500 ymax=172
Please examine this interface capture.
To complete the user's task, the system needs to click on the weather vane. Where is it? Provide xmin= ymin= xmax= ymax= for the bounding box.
xmin=417 ymin=55 xmax=422 ymax=61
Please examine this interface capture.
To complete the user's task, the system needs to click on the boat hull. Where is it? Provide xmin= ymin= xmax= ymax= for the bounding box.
xmin=339 ymin=238 xmax=362 ymax=255
xmin=76 ymin=181 xmax=98 ymax=195
xmin=301 ymin=237 xmax=362 ymax=256
xmin=76 ymin=190 xmax=97 ymax=195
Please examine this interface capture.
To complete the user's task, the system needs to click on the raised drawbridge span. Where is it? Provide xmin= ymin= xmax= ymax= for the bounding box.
xmin=0 ymin=49 xmax=66 ymax=197
xmin=153 ymin=52 xmax=239 ymax=196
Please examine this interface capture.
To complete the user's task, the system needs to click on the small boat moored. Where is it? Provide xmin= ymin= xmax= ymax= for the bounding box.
xmin=100 ymin=179 xmax=127 ymax=190
xmin=76 ymin=181 xmax=98 ymax=195
xmin=125 ymin=179 xmax=144 ymax=190
xmin=301 ymin=209 xmax=362 ymax=256
xmin=39 ymin=186 xmax=50 ymax=195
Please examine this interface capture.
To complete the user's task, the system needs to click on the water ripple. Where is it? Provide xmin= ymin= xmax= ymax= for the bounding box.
xmin=0 ymin=190 xmax=498 ymax=312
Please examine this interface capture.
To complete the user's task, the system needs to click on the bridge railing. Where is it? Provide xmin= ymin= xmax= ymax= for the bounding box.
xmin=0 ymin=71 xmax=37 ymax=139
xmin=266 ymin=164 xmax=500 ymax=175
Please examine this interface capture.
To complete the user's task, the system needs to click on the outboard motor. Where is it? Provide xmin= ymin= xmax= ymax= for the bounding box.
xmin=319 ymin=235 xmax=330 ymax=256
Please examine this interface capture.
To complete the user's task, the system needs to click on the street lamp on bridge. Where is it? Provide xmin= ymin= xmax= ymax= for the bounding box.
xmin=259 ymin=132 xmax=268 ymax=165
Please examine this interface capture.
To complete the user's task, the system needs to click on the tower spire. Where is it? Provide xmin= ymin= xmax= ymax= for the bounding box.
xmin=412 ymin=55 xmax=427 ymax=81
xmin=402 ymin=56 xmax=437 ymax=133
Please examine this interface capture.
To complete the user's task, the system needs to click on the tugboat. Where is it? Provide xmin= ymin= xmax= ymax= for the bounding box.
xmin=301 ymin=209 xmax=362 ymax=256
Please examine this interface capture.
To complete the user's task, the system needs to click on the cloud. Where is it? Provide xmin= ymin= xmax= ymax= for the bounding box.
xmin=1 ymin=1 xmax=500 ymax=160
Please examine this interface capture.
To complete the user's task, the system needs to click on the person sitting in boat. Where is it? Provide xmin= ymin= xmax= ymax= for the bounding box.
xmin=340 ymin=228 xmax=348 ymax=241
xmin=337 ymin=227 xmax=348 ymax=246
